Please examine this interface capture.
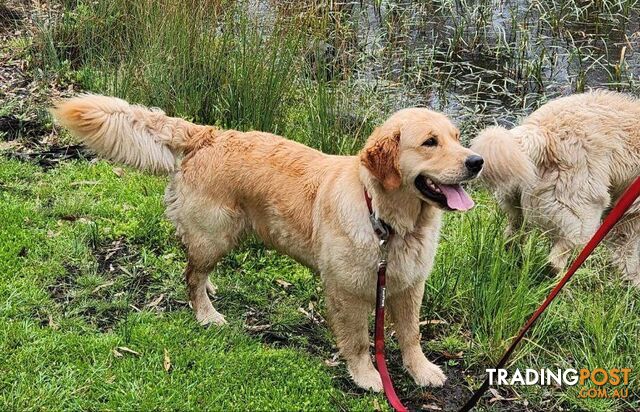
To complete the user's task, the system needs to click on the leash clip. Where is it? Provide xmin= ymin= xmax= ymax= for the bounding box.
xmin=378 ymin=238 xmax=389 ymax=263
xmin=369 ymin=213 xmax=391 ymax=242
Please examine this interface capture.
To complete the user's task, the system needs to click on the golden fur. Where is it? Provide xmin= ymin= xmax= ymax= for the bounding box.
xmin=471 ymin=91 xmax=640 ymax=284
xmin=52 ymin=94 xmax=481 ymax=391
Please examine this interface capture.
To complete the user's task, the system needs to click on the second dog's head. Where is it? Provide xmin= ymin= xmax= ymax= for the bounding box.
xmin=360 ymin=108 xmax=482 ymax=211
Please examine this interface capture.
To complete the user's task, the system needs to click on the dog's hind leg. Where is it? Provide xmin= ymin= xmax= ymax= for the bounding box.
xmin=185 ymin=257 xmax=227 ymax=326
xmin=166 ymin=177 xmax=246 ymax=326
xmin=184 ymin=209 xmax=246 ymax=326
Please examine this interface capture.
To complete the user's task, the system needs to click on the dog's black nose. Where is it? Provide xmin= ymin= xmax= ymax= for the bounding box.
xmin=465 ymin=155 xmax=484 ymax=174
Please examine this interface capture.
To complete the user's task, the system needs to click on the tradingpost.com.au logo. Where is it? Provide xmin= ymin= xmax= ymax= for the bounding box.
xmin=487 ymin=368 xmax=633 ymax=399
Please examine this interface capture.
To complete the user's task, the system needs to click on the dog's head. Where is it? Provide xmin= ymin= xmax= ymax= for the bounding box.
xmin=360 ymin=108 xmax=482 ymax=211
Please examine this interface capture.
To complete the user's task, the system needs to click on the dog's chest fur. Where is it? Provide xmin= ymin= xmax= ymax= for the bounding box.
xmin=315 ymin=197 xmax=443 ymax=302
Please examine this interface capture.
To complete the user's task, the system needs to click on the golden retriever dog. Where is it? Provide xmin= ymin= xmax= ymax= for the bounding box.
xmin=51 ymin=94 xmax=483 ymax=391
xmin=471 ymin=91 xmax=640 ymax=285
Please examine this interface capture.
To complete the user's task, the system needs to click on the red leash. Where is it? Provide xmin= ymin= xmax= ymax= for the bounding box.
xmin=459 ymin=175 xmax=640 ymax=411
xmin=374 ymin=242 xmax=409 ymax=412
xmin=365 ymin=189 xmax=409 ymax=412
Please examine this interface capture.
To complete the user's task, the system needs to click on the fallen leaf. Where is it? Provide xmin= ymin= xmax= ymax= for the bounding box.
xmin=0 ymin=140 xmax=20 ymax=150
xmin=112 ymin=167 xmax=124 ymax=177
xmin=421 ymin=404 xmax=442 ymax=411
xmin=488 ymin=388 xmax=518 ymax=403
xmin=245 ymin=324 xmax=271 ymax=332
xmin=117 ymin=346 xmax=140 ymax=356
xmin=112 ymin=348 xmax=123 ymax=358
xmin=91 ymin=280 xmax=115 ymax=294
xmin=298 ymin=307 xmax=310 ymax=318
xmin=276 ymin=279 xmax=292 ymax=289
xmin=163 ymin=348 xmax=171 ymax=372
xmin=70 ymin=180 xmax=100 ymax=186
xmin=48 ymin=313 xmax=59 ymax=330
xmin=103 ymin=241 xmax=123 ymax=261
xmin=324 ymin=352 xmax=340 ymax=367
xmin=419 ymin=319 xmax=448 ymax=326
xmin=373 ymin=399 xmax=381 ymax=411
xmin=420 ymin=392 xmax=441 ymax=403
xmin=442 ymin=351 xmax=463 ymax=359
xmin=118 ymin=265 xmax=133 ymax=277
xmin=146 ymin=294 xmax=165 ymax=308
xmin=489 ymin=388 xmax=503 ymax=401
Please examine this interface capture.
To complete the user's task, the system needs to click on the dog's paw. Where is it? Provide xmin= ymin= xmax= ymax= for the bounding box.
xmin=196 ymin=308 xmax=227 ymax=327
xmin=351 ymin=369 xmax=383 ymax=392
xmin=405 ymin=356 xmax=447 ymax=387
xmin=348 ymin=360 xmax=383 ymax=392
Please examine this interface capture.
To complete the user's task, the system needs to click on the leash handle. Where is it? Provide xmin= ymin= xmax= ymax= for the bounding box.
xmin=375 ymin=257 xmax=409 ymax=412
xmin=459 ymin=176 xmax=640 ymax=412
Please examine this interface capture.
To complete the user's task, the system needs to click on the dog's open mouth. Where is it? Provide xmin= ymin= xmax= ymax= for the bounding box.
xmin=414 ymin=175 xmax=474 ymax=211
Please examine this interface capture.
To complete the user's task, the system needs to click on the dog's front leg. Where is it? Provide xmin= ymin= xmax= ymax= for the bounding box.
xmin=324 ymin=282 xmax=382 ymax=392
xmin=387 ymin=282 xmax=447 ymax=387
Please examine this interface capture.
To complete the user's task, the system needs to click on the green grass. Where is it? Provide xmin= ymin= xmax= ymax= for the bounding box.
xmin=1 ymin=157 xmax=638 ymax=411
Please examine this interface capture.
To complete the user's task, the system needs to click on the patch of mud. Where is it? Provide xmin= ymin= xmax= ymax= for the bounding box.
xmin=0 ymin=113 xmax=94 ymax=169
xmin=244 ymin=304 xmax=334 ymax=356
xmin=0 ymin=114 xmax=49 ymax=140
xmin=0 ymin=4 xmax=23 ymax=30
xmin=4 ymin=143 xmax=94 ymax=170
xmin=388 ymin=358 xmax=541 ymax=412
xmin=47 ymin=238 xmax=188 ymax=331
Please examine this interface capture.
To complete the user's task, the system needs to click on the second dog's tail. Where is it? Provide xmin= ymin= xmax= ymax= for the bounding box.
xmin=51 ymin=94 xmax=212 ymax=174
xmin=470 ymin=125 xmax=540 ymax=191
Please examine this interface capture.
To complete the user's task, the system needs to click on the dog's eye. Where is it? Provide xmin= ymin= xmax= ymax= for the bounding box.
xmin=422 ymin=137 xmax=438 ymax=147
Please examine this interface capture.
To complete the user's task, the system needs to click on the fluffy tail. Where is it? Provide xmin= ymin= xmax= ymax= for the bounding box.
xmin=470 ymin=126 xmax=539 ymax=192
xmin=50 ymin=94 xmax=211 ymax=174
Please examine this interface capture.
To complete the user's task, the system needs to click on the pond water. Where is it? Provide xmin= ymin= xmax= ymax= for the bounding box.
xmin=264 ymin=0 xmax=640 ymax=140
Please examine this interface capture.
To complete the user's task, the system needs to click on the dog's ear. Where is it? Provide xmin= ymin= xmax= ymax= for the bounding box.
xmin=360 ymin=126 xmax=402 ymax=191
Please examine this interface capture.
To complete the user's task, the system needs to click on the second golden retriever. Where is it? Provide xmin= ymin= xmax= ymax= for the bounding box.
xmin=51 ymin=94 xmax=482 ymax=391
xmin=472 ymin=91 xmax=640 ymax=284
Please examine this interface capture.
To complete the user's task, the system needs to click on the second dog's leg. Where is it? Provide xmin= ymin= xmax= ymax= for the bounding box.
xmin=497 ymin=191 xmax=523 ymax=239
xmin=549 ymin=239 xmax=574 ymax=275
xmin=325 ymin=284 xmax=381 ymax=392
xmin=388 ymin=282 xmax=446 ymax=387
xmin=607 ymin=212 xmax=640 ymax=286
xmin=548 ymin=205 xmax=603 ymax=274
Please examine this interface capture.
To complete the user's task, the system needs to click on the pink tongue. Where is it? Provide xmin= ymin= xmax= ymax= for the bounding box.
xmin=436 ymin=184 xmax=474 ymax=211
